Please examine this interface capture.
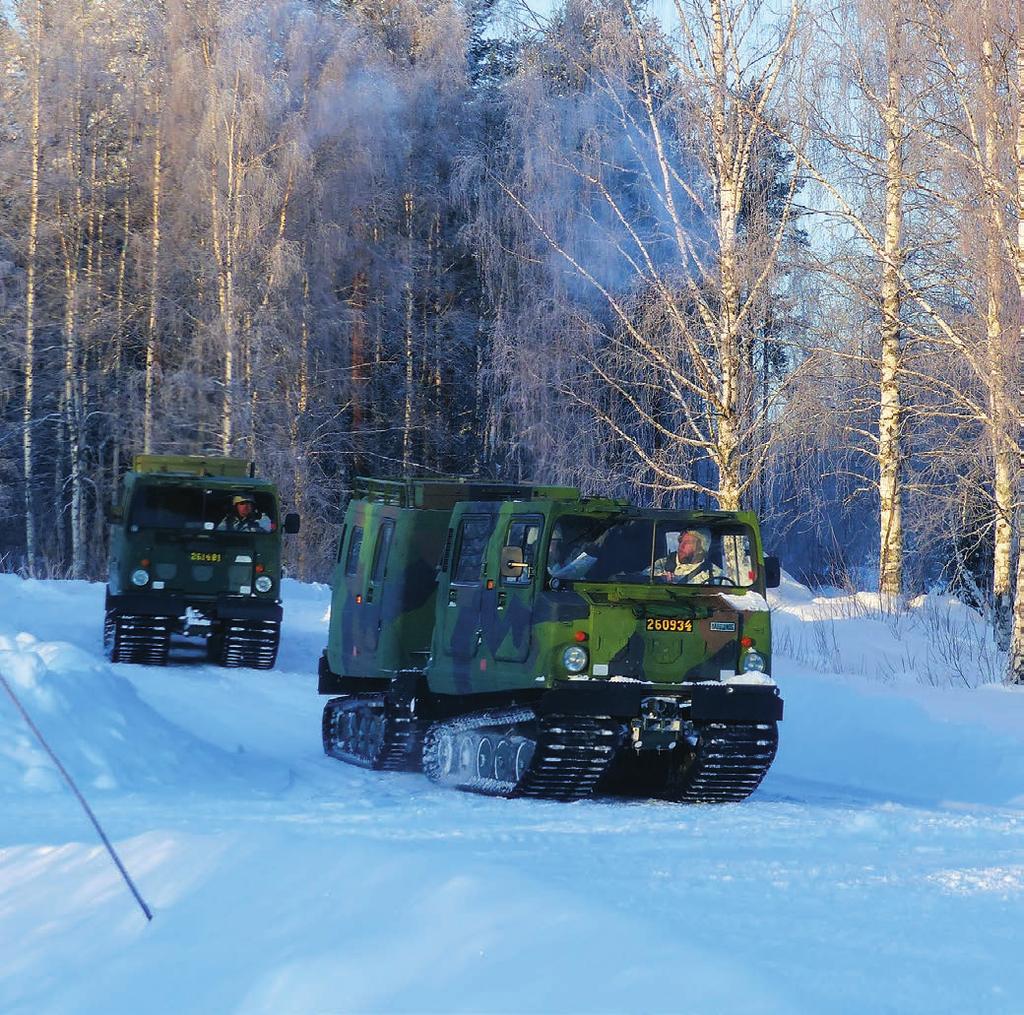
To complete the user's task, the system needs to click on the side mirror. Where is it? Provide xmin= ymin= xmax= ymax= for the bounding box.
xmin=500 ymin=545 xmax=528 ymax=578
xmin=284 ymin=512 xmax=301 ymax=535
xmin=764 ymin=555 xmax=781 ymax=589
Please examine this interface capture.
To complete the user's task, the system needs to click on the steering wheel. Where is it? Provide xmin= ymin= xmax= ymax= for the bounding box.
xmin=707 ymin=575 xmax=732 ymax=586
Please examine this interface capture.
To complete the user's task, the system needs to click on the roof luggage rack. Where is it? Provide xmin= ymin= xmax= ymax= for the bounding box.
xmin=352 ymin=476 xmax=580 ymax=509
xmin=133 ymin=455 xmax=255 ymax=478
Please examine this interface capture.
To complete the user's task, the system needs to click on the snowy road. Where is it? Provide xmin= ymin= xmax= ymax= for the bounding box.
xmin=2 ymin=576 xmax=1023 ymax=1013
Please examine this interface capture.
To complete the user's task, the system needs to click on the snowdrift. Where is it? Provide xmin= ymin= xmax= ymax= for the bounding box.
xmin=0 ymin=575 xmax=308 ymax=800
xmin=0 ymin=628 xmax=268 ymax=797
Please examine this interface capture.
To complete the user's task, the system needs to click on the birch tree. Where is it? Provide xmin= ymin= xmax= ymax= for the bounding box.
xmin=794 ymin=0 xmax=940 ymax=596
xmin=916 ymin=0 xmax=1020 ymax=642
xmin=476 ymin=0 xmax=803 ymax=508
xmin=12 ymin=0 xmax=45 ymax=575
xmin=1007 ymin=13 xmax=1024 ymax=684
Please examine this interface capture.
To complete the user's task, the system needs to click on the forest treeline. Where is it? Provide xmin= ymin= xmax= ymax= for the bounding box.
xmin=1 ymin=0 xmax=1023 ymax=680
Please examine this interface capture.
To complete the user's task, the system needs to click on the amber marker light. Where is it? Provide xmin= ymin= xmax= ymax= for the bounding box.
xmin=740 ymin=636 xmax=754 ymax=648
xmin=140 ymin=558 xmax=150 ymax=567
xmin=355 ymin=594 xmax=362 ymax=604
xmin=574 ymin=630 xmax=588 ymax=642
xmin=255 ymin=564 xmax=265 ymax=574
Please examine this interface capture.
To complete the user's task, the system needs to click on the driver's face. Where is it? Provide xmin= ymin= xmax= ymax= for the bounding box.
xmin=236 ymin=500 xmax=254 ymax=517
xmin=678 ymin=531 xmax=702 ymax=562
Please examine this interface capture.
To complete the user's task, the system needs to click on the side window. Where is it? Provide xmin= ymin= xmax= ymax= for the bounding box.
xmin=718 ymin=532 xmax=756 ymax=588
xmin=371 ymin=520 xmax=395 ymax=583
xmin=502 ymin=517 xmax=542 ymax=586
xmin=453 ymin=515 xmax=493 ymax=584
xmin=335 ymin=525 xmax=347 ymax=564
xmin=345 ymin=526 xmax=364 ymax=577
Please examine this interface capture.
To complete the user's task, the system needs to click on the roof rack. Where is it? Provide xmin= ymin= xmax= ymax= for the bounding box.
xmin=352 ymin=476 xmax=580 ymax=509
xmin=133 ymin=455 xmax=255 ymax=478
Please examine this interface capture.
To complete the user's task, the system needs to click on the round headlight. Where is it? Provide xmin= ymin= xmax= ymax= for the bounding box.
xmin=131 ymin=568 xmax=150 ymax=587
xmin=562 ymin=645 xmax=589 ymax=674
xmin=741 ymin=650 xmax=767 ymax=673
xmin=254 ymin=574 xmax=273 ymax=593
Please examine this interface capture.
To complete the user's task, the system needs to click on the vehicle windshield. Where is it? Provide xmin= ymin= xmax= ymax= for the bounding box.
xmin=128 ymin=485 xmax=278 ymax=533
xmin=547 ymin=516 xmax=757 ymax=588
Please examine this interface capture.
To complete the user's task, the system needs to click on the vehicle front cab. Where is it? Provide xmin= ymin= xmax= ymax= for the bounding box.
xmin=107 ymin=472 xmax=299 ymax=632
xmin=428 ymin=500 xmax=783 ymax=740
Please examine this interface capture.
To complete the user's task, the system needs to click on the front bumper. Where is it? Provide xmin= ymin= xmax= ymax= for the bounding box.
xmin=106 ymin=589 xmax=282 ymax=623
xmin=539 ymin=679 xmax=783 ymax=724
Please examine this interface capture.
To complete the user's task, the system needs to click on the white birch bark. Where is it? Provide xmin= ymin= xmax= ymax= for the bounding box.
xmin=709 ymin=0 xmax=743 ymax=512
xmin=979 ymin=25 xmax=1015 ymax=646
xmin=1007 ymin=20 xmax=1024 ymax=685
xmin=144 ymin=111 xmax=161 ymax=454
xmin=21 ymin=0 xmax=42 ymax=576
xmin=60 ymin=121 xmax=85 ymax=576
xmin=877 ymin=10 xmax=906 ymax=599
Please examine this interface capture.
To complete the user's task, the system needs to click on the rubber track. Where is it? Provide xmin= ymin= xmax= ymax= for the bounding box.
xmin=105 ymin=612 xmax=171 ymax=666
xmin=423 ymin=708 xmax=620 ymax=802
xmin=517 ymin=715 xmax=620 ymax=800
xmin=322 ymin=695 xmax=424 ymax=771
xmin=671 ymin=721 xmax=778 ymax=803
xmin=219 ymin=619 xmax=279 ymax=670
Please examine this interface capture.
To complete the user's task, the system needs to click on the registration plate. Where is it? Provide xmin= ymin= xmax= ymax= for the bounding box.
xmin=190 ymin=551 xmax=222 ymax=563
xmin=645 ymin=618 xmax=693 ymax=633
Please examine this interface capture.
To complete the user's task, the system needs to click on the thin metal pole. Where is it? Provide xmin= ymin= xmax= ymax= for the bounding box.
xmin=0 ymin=670 xmax=153 ymax=922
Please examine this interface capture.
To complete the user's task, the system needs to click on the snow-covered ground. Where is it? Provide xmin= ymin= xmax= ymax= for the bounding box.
xmin=2 ymin=573 xmax=1023 ymax=1013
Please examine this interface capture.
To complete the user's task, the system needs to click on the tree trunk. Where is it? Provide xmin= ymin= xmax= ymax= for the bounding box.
xmin=349 ymin=270 xmax=368 ymax=473
xmin=401 ymin=191 xmax=414 ymax=469
xmin=62 ymin=223 xmax=84 ymax=577
xmin=144 ymin=113 xmax=162 ymax=454
xmin=1006 ymin=36 xmax=1024 ymax=685
xmin=878 ymin=28 xmax=905 ymax=598
xmin=1010 ymin=523 xmax=1024 ymax=684
xmin=975 ymin=23 xmax=1015 ymax=646
xmin=991 ymin=385 xmax=1014 ymax=649
xmin=710 ymin=0 xmax=742 ymax=513
xmin=291 ymin=265 xmax=311 ymax=579
xmin=21 ymin=1 xmax=44 ymax=576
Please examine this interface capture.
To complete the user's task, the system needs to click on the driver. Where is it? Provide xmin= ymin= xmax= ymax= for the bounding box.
xmin=653 ymin=528 xmax=725 ymax=585
xmin=218 ymin=494 xmax=272 ymax=532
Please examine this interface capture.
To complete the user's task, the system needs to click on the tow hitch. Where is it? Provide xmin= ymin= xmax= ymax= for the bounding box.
xmin=630 ymin=696 xmax=698 ymax=751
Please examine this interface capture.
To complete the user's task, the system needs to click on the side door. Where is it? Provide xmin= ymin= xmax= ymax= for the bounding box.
xmin=492 ymin=514 xmax=544 ymax=663
xmin=325 ymin=522 xmax=348 ymax=672
xmin=335 ymin=521 xmax=365 ymax=665
xmin=358 ymin=518 xmax=395 ymax=654
xmin=441 ymin=513 xmax=494 ymax=660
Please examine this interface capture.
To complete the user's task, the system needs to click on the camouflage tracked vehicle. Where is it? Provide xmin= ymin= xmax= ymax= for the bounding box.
xmin=319 ymin=478 xmax=783 ymax=803
xmin=105 ymin=455 xmax=300 ymax=668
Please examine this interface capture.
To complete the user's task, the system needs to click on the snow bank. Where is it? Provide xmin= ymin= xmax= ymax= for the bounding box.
xmin=0 ymin=628 xmax=274 ymax=797
xmin=767 ymin=574 xmax=1024 ymax=810
xmin=0 ymin=575 xmax=293 ymax=799
xmin=770 ymin=576 xmax=1006 ymax=688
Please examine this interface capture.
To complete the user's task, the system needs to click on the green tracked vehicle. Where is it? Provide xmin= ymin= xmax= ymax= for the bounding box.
xmin=105 ymin=455 xmax=300 ymax=668
xmin=319 ymin=477 xmax=783 ymax=803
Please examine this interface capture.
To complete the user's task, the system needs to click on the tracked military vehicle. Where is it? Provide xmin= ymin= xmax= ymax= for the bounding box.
xmin=319 ymin=478 xmax=783 ymax=803
xmin=105 ymin=455 xmax=299 ymax=668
